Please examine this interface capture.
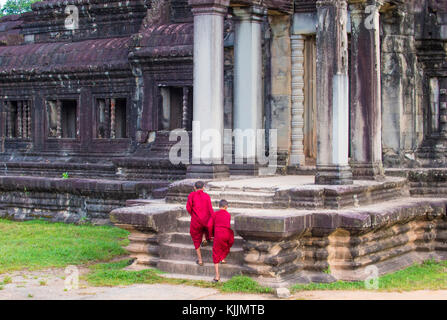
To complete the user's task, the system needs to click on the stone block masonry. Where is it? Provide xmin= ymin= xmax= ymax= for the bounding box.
xmin=0 ymin=176 xmax=168 ymax=225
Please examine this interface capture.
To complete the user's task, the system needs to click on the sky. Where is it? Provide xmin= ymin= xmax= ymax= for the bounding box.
xmin=0 ymin=0 xmax=6 ymax=9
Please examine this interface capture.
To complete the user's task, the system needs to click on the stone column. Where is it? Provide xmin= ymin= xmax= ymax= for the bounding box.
xmin=290 ymin=34 xmax=306 ymax=166
xmin=232 ymin=5 xmax=265 ymax=164
xmin=186 ymin=0 xmax=230 ymax=179
xmin=350 ymin=0 xmax=385 ymax=180
xmin=315 ymin=0 xmax=353 ymax=185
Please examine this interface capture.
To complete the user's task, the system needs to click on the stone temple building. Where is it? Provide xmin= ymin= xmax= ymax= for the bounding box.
xmin=0 ymin=0 xmax=447 ymax=285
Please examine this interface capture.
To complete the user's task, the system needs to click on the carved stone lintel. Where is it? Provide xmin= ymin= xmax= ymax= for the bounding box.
xmin=188 ymin=0 xmax=230 ymax=15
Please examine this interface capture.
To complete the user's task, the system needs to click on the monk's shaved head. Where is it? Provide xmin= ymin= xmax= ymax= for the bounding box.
xmin=219 ymin=199 xmax=228 ymax=209
xmin=194 ymin=181 xmax=205 ymax=189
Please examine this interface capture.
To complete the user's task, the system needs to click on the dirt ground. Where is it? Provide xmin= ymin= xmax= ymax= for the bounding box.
xmin=0 ymin=268 xmax=446 ymax=300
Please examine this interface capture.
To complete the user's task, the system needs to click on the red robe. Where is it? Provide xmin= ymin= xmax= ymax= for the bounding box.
xmin=186 ymin=189 xmax=214 ymax=249
xmin=208 ymin=209 xmax=234 ymax=264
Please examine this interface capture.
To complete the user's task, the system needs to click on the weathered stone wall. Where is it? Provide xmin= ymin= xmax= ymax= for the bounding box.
xmin=0 ymin=176 xmax=168 ymax=224
xmin=381 ymin=1 xmax=425 ymax=168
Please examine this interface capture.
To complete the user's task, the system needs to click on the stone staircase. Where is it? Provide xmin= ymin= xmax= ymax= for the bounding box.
xmin=158 ymin=216 xmax=247 ymax=278
xmin=111 ymin=174 xmax=447 ymax=286
xmin=206 ymin=188 xmax=276 ymax=209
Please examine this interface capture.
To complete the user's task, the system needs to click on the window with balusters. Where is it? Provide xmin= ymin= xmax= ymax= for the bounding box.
xmin=3 ymin=100 xmax=32 ymax=139
xmin=46 ymin=99 xmax=78 ymax=139
xmin=95 ymin=98 xmax=128 ymax=139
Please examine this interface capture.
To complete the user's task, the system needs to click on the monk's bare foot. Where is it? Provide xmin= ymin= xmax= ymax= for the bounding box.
xmin=196 ymin=260 xmax=203 ymax=266
xmin=213 ymin=278 xmax=220 ymax=283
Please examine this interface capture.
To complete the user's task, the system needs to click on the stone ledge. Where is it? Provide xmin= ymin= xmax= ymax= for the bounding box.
xmin=234 ymin=198 xmax=447 ymax=239
xmin=110 ymin=204 xmax=185 ymax=233
xmin=0 ymin=176 xmax=167 ymax=197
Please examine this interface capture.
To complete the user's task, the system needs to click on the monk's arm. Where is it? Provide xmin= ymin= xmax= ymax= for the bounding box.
xmin=186 ymin=194 xmax=193 ymax=215
xmin=207 ymin=212 xmax=215 ymax=239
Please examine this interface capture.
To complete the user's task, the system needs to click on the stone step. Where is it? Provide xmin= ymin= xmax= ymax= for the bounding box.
xmin=176 ymin=216 xmax=237 ymax=234
xmin=157 ymin=259 xmax=247 ymax=278
xmin=169 ymin=232 xmax=245 ymax=247
xmin=211 ymin=199 xmax=276 ymax=209
xmin=159 ymin=242 xmax=245 ymax=265
xmin=125 ymin=199 xmax=166 ymax=207
xmin=207 ymin=190 xmax=275 ymax=202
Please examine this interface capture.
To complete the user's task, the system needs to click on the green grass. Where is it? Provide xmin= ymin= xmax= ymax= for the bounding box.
xmin=0 ymin=219 xmax=129 ymax=274
xmin=292 ymin=260 xmax=447 ymax=292
xmin=221 ymin=276 xmax=272 ymax=294
xmin=86 ymin=260 xmax=272 ymax=294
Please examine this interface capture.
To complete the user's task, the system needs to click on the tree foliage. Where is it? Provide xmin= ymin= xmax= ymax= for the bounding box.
xmin=1 ymin=0 xmax=43 ymax=17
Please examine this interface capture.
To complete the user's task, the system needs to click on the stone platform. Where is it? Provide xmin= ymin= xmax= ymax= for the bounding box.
xmin=111 ymin=173 xmax=447 ymax=287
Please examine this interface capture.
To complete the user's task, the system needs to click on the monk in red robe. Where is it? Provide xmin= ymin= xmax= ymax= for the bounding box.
xmin=208 ymin=199 xmax=234 ymax=282
xmin=186 ymin=180 xmax=214 ymax=266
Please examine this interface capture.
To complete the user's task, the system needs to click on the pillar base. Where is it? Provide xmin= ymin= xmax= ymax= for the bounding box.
xmin=350 ymin=162 xmax=385 ymax=181
xmin=315 ymin=165 xmax=353 ymax=185
xmin=186 ymin=164 xmax=230 ymax=179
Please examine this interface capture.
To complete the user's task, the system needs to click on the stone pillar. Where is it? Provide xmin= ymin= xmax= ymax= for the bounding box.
xmin=349 ymin=0 xmax=385 ymax=180
xmin=290 ymin=34 xmax=306 ymax=166
xmin=315 ymin=0 xmax=353 ymax=185
xmin=269 ymin=15 xmax=292 ymax=166
xmin=232 ymin=5 xmax=265 ymax=163
xmin=186 ymin=0 xmax=230 ymax=179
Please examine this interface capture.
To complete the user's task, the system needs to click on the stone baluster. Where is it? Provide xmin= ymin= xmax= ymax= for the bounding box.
xmin=27 ymin=101 xmax=32 ymax=139
xmin=290 ymin=34 xmax=306 ymax=166
xmin=105 ymin=98 xmax=111 ymax=138
xmin=110 ymin=98 xmax=116 ymax=139
xmin=182 ymin=87 xmax=190 ymax=130
xmin=56 ymin=100 xmax=62 ymax=138
xmin=439 ymin=88 xmax=447 ymax=137
xmin=22 ymin=101 xmax=28 ymax=139
xmin=17 ymin=101 xmax=22 ymax=138
xmin=7 ymin=101 xmax=13 ymax=138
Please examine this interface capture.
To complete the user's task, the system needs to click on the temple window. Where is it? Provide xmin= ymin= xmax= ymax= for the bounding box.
xmin=160 ymin=86 xmax=192 ymax=131
xmin=3 ymin=100 xmax=32 ymax=139
xmin=95 ymin=98 xmax=127 ymax=139
xmin=47 ymin=99 xmax=78 ymax=139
